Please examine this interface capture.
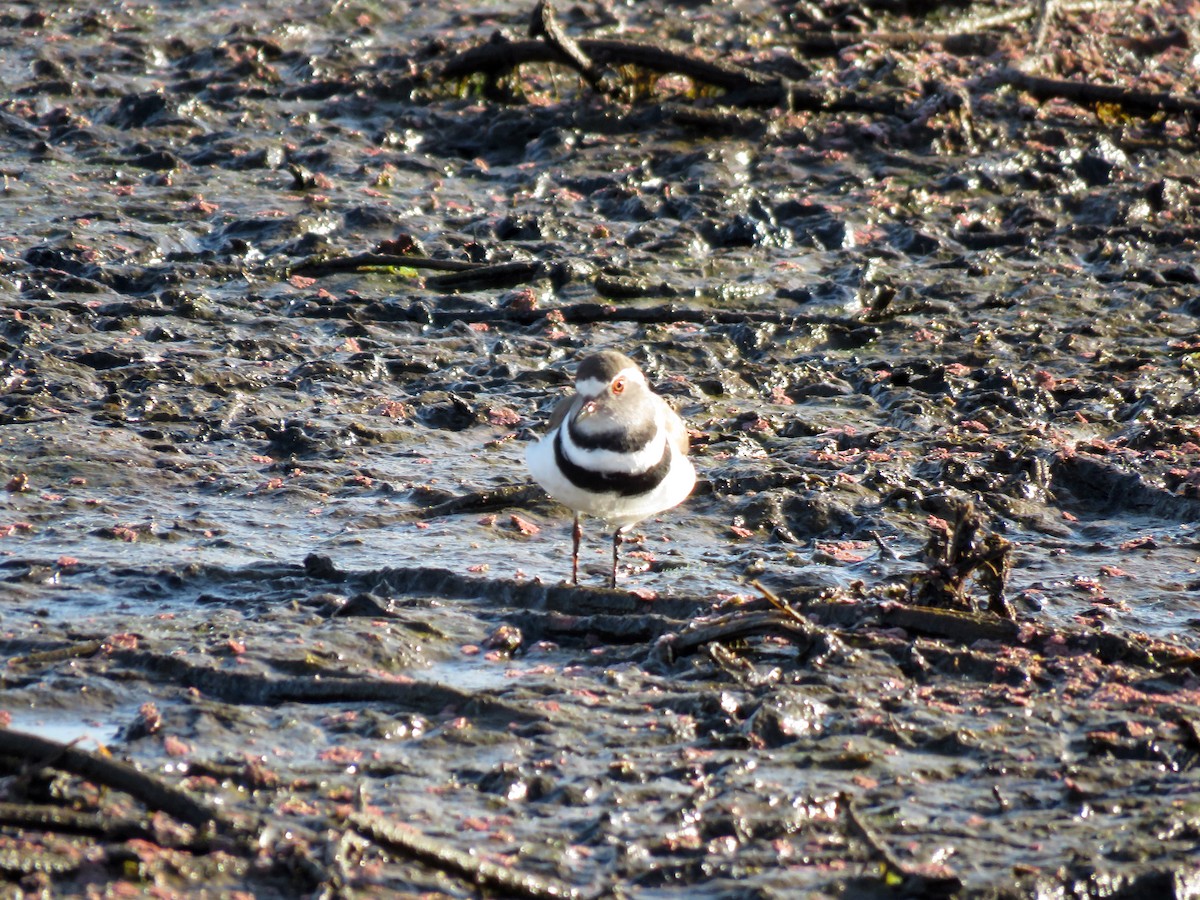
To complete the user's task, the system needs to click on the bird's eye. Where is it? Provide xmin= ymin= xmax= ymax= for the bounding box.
xmin=612 ymin=377 xmax=625 ymax=394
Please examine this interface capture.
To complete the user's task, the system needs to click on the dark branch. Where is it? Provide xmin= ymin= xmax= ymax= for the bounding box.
xmin=0 ymin=727 xmax=219 ymax=828
xmin=994 ymin=67 xmax=1200 ymax=117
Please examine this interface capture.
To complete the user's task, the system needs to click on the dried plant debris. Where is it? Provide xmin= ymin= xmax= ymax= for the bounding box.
xmin=430 ymin=0 xmax=1200 ymax=130
xmin=911 ymin=498 xmax=1015 ymax=618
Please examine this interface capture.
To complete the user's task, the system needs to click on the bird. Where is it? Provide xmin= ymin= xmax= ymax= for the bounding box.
xmin=526 ymin=350 xmax=696 ymax=588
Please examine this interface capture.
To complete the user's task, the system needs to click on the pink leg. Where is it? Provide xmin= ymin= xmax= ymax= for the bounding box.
xmin=572 ymin=514 xmax=582 ymax=585
xmin=610 ymin=527 xmax=626 ymax=590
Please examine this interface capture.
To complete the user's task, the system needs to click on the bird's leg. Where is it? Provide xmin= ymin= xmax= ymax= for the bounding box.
xmin=610 ymin=526 xmax=626 ymax=589
xmin=572 ymin=513 xmax=583 ymax=585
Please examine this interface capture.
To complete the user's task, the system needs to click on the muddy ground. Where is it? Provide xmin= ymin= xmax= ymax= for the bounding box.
xmin=2 ymin=0 xmax=1200 ymax=896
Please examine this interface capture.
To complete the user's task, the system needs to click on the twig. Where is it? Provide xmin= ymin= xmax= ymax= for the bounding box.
xmin=425 ymin=260 xmax=552 ymax=291
xmin=841 ymin=793 xmax=911 ymax=875
xmin=794 ymin=0 xmax=1113 ymax=55
xmin=960 ymin=0 xmax=1114 ymax=32
xmin=841 ymin=793 xmax=962 ymax=892
xmin=0 ymin=727 xmax=219 ymax=828
xmin=349 ymin=813 xmax=585 ymax=900
xmin=288 ymin=255 xmax=575 ymax=293
xmin=407 ymin=483 xmax=545 ymax=519
xmin=289 ymin=253 xmax=482 ymax=276
xmin=877 ymin=603 xmax=1021 ymax=644
xmin=794 ymin=30 xmax=999 ymax=56
xmin=661 ymin=102 xmax=768 ymax=135
xmin=993 ymin=68 xmax=1200 ymax=118
xmin=749 ymin=578 xmax=812 ymax=625
xmin=440 ymin=36 xmax=772 ymax=95
xmin=804 ymin=598 xmax=1200 ymax=674
xmin=441 ymin=35 xmax=911 ymax=115
xmin=964 ymin=3 xmax=1040 ymax=31
xmin=5 ymin=640 xmax=104 ymax=668
xmin=529 ymin=0 xmax=614 ymax=95
xmin=657 ymin=609 xmax=829 ymax=661
xmin=1032 ymin=0 xmax=1057 ymax=52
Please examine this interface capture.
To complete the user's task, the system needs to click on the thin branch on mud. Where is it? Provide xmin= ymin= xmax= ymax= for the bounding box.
xmin=750 ymin=578 xmax=815 ymax=625
xmin=439 ymin=36 xmax=772 ymax=96
xmin=1032 ymin=0 xmax=1057 ymax=52
xmin=794 ymin=30 xmax=999 ymax=56
xmin=288 ymin=254 xmax=573 ymax=292
xmin=348 ymin=813 xmax=585 ymax=900
xmin=887 ymin=600 xmax=1200 ymax=672
xmin=841 ymin=793 xmax=963 ymax=893
xmin=804 ymin=596 xmax=1200 ymax=674
xmin=290 ymin=253 xmax=482 ymax=276
xmin=432 ymin=0 xmax=1198 ymax=127
xmin=529 ymin=0 xmax=614 ymax=95
xmin=409 ymin=483 xmax=544 ymax=519
xmin=993 ymin=67 xmax=1200 ymax=118
xmin=876 ymin=603 xmax=1021 ymax=644
xmin=438 ymin=30 xmax=906 ymax=115
xmin=958 ymin=0 xmax=1120 ymax=32
xmin=661 ymin=102 xmax=770 ymax=135
xmin=654 ymin=609 xmax=832 ymax=663
xmin=5 ymin=640 xmax=104 ymax=668
xmin=425 ymin=260 xmax=554 ymax=292
xmin=0 ymin=727 xmax=219 ymax=828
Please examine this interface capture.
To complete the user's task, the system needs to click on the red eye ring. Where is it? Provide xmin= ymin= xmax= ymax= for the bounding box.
xmin=612 ymin=377 xmax=626 ymax=394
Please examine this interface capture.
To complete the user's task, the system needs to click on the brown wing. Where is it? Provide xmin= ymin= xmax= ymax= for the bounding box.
xmin=545 ymin=393 xmax=579 ymax=433
xmin=661 ymin=398 xmax=689 ymax=455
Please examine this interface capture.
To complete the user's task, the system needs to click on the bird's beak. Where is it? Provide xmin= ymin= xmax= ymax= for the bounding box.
xmin=577 ymin=399 xmax=598 ymax=419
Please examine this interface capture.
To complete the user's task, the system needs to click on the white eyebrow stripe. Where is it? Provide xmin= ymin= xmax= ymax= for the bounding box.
xmin=574 ymin=377 xmax=608 ymax=398
xmin=574 ymin=367 xmax=646 ymax=398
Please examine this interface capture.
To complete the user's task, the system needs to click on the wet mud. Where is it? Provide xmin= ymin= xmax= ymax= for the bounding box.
xmin=2 ymin=0 xmax=1200 ymax=896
